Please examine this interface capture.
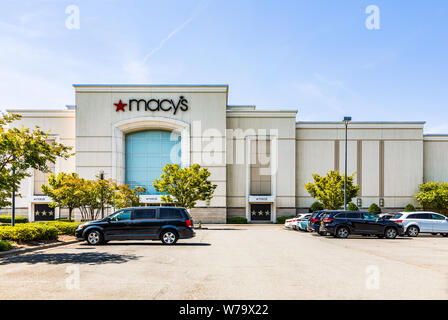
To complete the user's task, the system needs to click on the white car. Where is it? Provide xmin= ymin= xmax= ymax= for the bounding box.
xmin=389 ymin=211 xmax=448 ymax=237
xmin=285 ymin=214 xmax=309 ymax=230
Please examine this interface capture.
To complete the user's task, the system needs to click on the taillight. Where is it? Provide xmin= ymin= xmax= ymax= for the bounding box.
xmin=310 ymin=219 xmax=317 ymax=223
xmin=323 ymin=218 xmax=334 ymax=223
xmin=185 ymin=219 xmax=192 ymax=227
xmin=395 ymin=220 xmax=403 ymax=224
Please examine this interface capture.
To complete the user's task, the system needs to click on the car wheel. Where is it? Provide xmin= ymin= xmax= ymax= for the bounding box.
xmin=86 ymin=230 xmax=103 ymax=245
xmin=161 ymin=230 xmax=178 ymax=245
xmin=406 ymin=226 xmax=419 ymax=237
xmin=336 ymin=227 xmax=349 ymax=239
xmin=431 ymin=233 xmax=438 ymax=236
xmin=385 ymin=227 xmax=398 ymax=239
xmin=442 ymin=233 xmax=448 ymax=237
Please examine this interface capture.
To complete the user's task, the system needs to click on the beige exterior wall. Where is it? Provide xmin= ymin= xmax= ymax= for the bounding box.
xmin=5 ymin=110 xmax=76 ymax=221
xmin=75 ymin=85 xmax=228 ymax=223
xmin=423 ymin=135 xmax=448 ymax=182
xmin=295 ymin=122 xmax=425 ymax=210
xmin=226 ymin=111 xmax=297 ymax=220
xmin=4 ymin=85 xmax=448 ymax=223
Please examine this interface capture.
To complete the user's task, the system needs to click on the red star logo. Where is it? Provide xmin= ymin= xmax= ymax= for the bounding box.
xmin=114 ymin=99 xmax=127 ymax=112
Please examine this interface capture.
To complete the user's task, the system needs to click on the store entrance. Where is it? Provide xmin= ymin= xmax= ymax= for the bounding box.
xmin=250 ymin=204 xmax=271 ymax=221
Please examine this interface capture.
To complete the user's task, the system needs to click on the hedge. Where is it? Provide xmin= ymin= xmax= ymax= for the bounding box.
xmin=37 ymin=221 xmax=82 ymax=235
xmin=276 ymin=216 xmax=295 ymax=224
xmin=0 ymin=224 xmax=58 ymax=242
xmin=0 ymin=240 xmax=12 ymax=251
xmin=227 ymin=217 xmax=248 ymax=224
xmin=0 ymin=214 xmax=28 ymax=224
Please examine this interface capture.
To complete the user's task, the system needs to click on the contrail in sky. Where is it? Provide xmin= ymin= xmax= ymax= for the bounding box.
xmin=142 ymin=0 xmax=210 ymax=65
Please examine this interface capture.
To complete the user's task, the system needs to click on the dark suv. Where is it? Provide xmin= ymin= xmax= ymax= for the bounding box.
xmin=75 ymin=207 xmax=195 ymax=245
xmin=307 ymin=211 xmax=327 ymax=235
xmin=319 ymin=211 xmax=404 ymax=239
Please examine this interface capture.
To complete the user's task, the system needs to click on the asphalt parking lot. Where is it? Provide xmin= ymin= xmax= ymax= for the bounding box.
xmin=0 ymin=224 xmax=447 ymax=299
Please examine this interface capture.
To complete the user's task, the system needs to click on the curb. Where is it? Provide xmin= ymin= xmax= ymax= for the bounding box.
xmin=0 ymin=240 xmax=79 ymax=258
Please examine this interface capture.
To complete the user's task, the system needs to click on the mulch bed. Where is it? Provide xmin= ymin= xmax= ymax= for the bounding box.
xmin=10 ymin=235 xmax=76 ymax=250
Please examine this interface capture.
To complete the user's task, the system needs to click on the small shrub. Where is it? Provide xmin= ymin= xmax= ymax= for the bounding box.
xmin=404 ymin=204 xmax=416 ymax=212
xmin=276 ymin=216 xmax=295 ymax=224
xmin=0 ymin=224 xmax=58 ymax=242
xmin=37 ymin=221 xmax=82 ymax=235
xmin=309 ymin=201 xmax=324 ymax=213
xmin=347 ymin=202 xmax=359 ymax=211
xmin=227 ymin=217 xmax=248 ymax=224
xmin=368 ymin=203 xmax=382 ymax=215
xmin=0 ymin=240 xmax=12 ymax=251
xmin=0 ymin=215 xmax=28 ymax=224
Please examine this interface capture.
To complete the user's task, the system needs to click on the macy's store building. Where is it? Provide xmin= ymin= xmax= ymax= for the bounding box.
xmin=6 ymin=85 xmax=448 ymax=223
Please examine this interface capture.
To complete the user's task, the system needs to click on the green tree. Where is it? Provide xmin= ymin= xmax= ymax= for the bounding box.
xmin=113 ymin=184 xmax=146 ymax=209
xmin=347 ymin=202 xmax=359 ymax=211
xmin=78 ymin=177 xmax=118 ymax=221
xmin=414 ymin=182 xmax=448 ymax=215
xmin=41 ymin=172 xmax=83 ymax=221
xmin=309 ymin=201 xmax=324 ymax=213
xmin=0 ymin=113 xmax=73 ymax=208
xmin=368 ymin=203 xmax=382 ymax=214
xmin=305 ymin=170 xmax=360 ymax=210
xmin=153 ymin=164 xmax=217 ymax=209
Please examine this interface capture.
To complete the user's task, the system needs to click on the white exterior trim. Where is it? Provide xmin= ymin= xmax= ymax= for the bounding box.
xmin=74 ymin=85 xmax=228 ymax=93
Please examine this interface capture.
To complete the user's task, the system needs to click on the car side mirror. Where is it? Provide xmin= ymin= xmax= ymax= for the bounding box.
xmin=106 ymin=217 xmax=111 ymax=222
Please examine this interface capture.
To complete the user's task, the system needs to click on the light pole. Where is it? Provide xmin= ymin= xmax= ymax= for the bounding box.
xmin=11 ymin=156 xmax=16 ymax=226
xmin=99 ymin=170 xmax=105 ymax=218
xmin=343 ymin=116 xmax=352 ymax=210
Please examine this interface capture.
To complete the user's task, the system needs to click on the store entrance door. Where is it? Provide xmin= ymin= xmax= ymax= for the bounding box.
xmin=34 ymin=204 xmax=55 ymax=221
xmin=250 ymin=204 xmax=271 ymax=221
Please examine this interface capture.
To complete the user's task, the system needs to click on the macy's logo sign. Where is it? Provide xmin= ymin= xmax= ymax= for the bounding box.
xmin=114 ymin=96 xmax=189 ymax=114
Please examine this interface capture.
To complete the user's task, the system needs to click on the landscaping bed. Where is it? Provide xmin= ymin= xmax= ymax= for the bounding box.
xmin=0 ymin=221 xmax=81 ymax=252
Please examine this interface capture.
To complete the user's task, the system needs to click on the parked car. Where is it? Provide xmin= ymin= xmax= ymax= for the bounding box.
xmin=75 ymin=207 xmax=195 ymax=245
xmin=298 ymin=214 xmax=311 ymax=231
xmin=319 ymin=211 xmax=405 ymax=239
xmin=389 ymin=212 xmax=448 ymax=237
xmin=379 ymin=213 xmax=396 ymax=220
xmin=307 ymin=211 xmax=327 ymax=235
xmin=285 ymin=214 xmax=308 ymax=230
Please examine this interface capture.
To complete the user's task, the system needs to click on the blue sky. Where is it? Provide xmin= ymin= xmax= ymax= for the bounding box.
xmin=0 ymin=0 xmax=447 ymax=133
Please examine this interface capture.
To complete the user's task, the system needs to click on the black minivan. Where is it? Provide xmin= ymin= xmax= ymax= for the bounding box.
xmin=75 ymin=207 xmax=195 ymax=245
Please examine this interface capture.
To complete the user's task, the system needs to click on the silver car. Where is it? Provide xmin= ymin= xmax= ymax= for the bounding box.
xmin=389 ymin=212 xmax=448 ymax=237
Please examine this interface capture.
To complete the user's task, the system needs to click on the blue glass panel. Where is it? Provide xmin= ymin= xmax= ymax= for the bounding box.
xmin=125 ymin=130 xmax=181 ymax=195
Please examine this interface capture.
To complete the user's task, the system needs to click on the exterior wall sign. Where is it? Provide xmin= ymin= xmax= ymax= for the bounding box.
xmin=139 ymin=195 xmax=163 ymax=204
xmin=29 ymin=196 xmax=52 ymax=203
xmin=248 ymin=195 xmax=275 ymax=203
xmin=114 ymin=96 xmax=188 ymax=114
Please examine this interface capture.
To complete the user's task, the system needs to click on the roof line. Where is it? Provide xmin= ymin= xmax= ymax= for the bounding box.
xmin=296 ymin=121 xmax=426 ymax=124
xmin=73 ymin=84 xmax=229 ymax=87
